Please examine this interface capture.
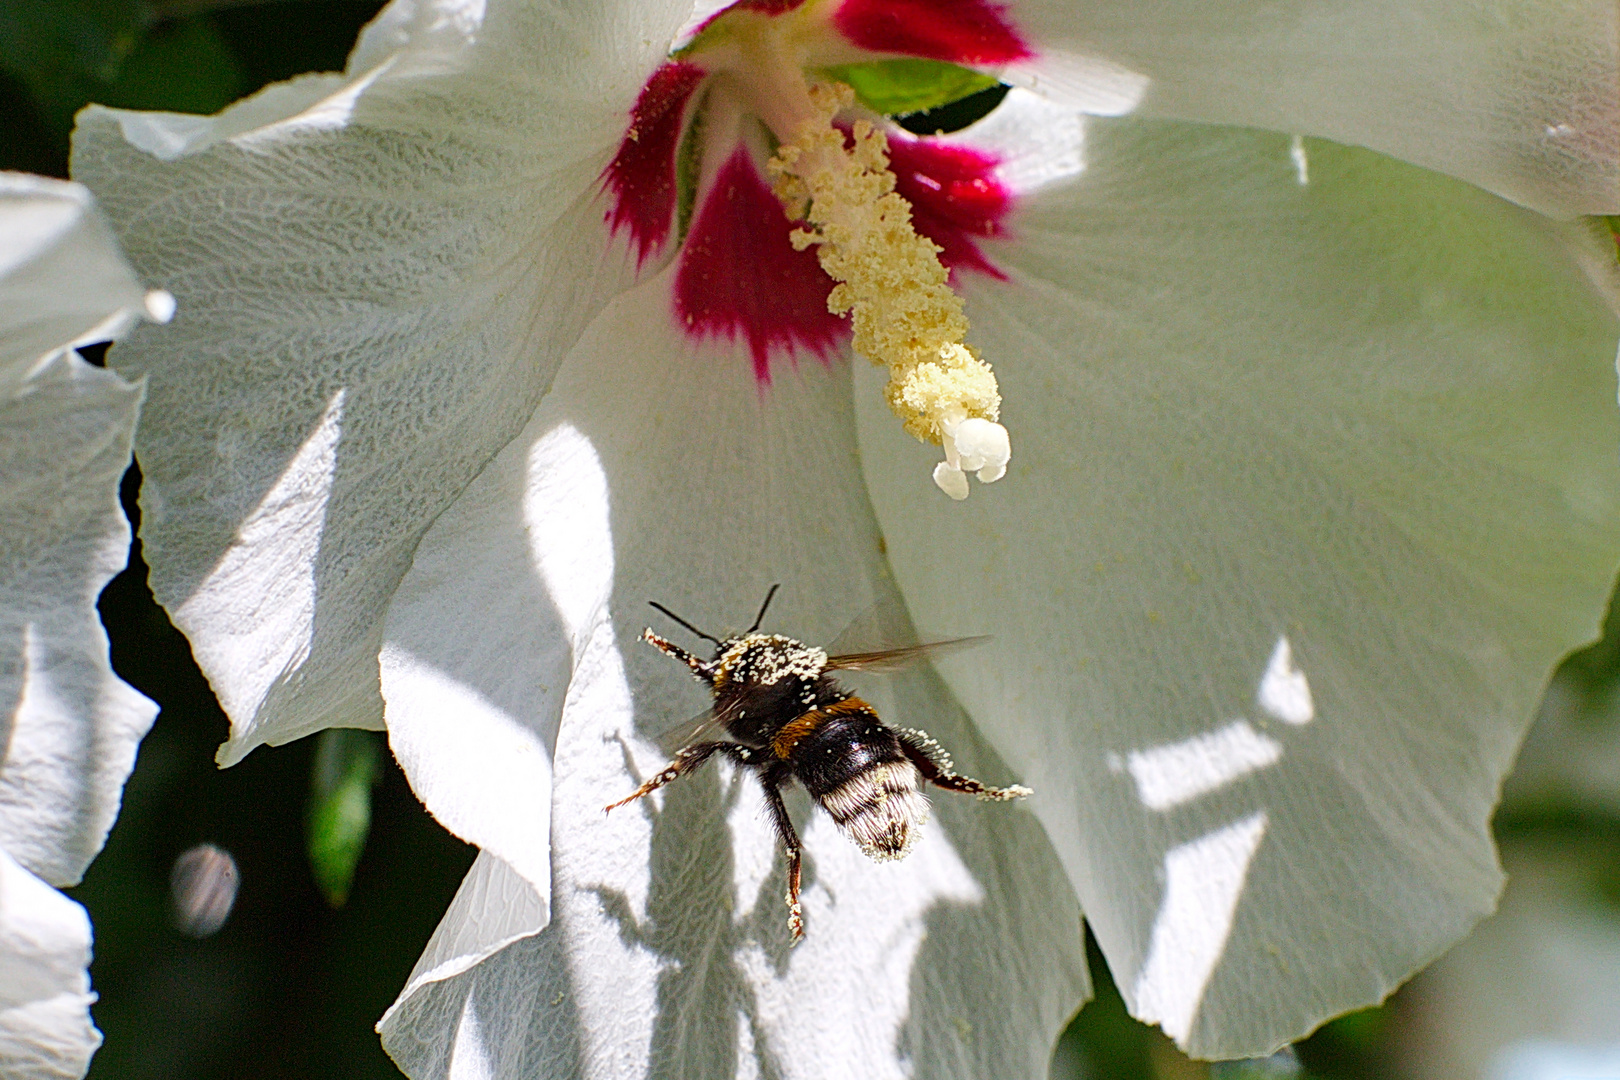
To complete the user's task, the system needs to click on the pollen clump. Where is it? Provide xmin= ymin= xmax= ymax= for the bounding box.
xmin=767 ymin=82 xmax=1010 ymax=500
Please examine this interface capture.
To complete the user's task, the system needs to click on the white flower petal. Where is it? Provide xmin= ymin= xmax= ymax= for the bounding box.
xmin=0 ymin=177 xmax=158 ymax=889
xmin=380 ymin=850 xmax=550 ymax=1037
xmin=949 ymin=88 xmax=1090 ymax=196
xmin=1008 ymin=0 xmax=1620 ymax=215
xmin=70 ymin=0 xmax=695 ymax=762
xmin=0 ymin=354 xmax=155 ymax=888
xmin=102 ymin=74 xmax=351 ymax=163
xmin=0 ymin=849 xmax=99 ymax=1080
xmin=379 ymin=417 xmax=608 ymax=899
xmin=378 ymin=272 xmax=1087 ymax=1078
xmin=0 ymin=175 xmax=156 ymax=391
xmin=859 ymin=117 xmax=1620 ymax=1056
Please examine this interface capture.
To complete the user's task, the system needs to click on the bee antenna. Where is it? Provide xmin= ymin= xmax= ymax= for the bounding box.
xmin=746 ymin=583 xmax=781 ymax=634
xmin=647 ymin=601 xmax=724 ymax=647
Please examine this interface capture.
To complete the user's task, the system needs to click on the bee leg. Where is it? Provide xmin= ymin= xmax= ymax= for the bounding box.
xmin=604 ymin=741 xmax=739 ymax=812
xmin=641 ymin=628 xmax=715 ymax=684
xmin=757 ymin=763 xmax=805 ymax=944
xmin=896 ymin=731 xmax=1032 ymax=802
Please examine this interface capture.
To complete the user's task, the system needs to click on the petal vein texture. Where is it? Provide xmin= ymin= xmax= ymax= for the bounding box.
xmin=860 ymin=115 xmax=1620 ymax=1055
xmin=1008 ymin=0 xmax=1620 ymax=215
xmin=0 ymin=174 xmax=163 ymax=1079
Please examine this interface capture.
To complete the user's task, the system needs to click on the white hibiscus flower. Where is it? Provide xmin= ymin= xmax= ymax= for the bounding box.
xmin=0 ymin=174 xmax=168 ymax=1079
xmin=68 ymin=0 xmax=1620 ymax=1075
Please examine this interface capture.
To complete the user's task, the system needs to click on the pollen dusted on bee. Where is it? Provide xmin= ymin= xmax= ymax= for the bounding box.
xmin=767 ymin=81 xmax=1013 ymax=501
xmin=607 ymin=589 xmax=1031 ymax=944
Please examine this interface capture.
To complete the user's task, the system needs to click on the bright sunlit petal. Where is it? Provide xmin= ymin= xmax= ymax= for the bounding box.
xmin=71 ymin=0 xmax=693 ymax=759
xmin=0 ymin=174 xmax=162 ymax=1080
xmin=378 ymin=266 xmax=1087 ymax=1079
xmin=861 ymin=116 xmax=1620 ymax=1056
xmin=1122 ymin=722 xmax=1283 ymax=812
xmin=0 ymin=850 xmax=99 ymax=1080
xmin=1133 ymin=813 xmax=1269 ymax=1043
xmin=1012 ymin=0 xmax=1620 ymax=215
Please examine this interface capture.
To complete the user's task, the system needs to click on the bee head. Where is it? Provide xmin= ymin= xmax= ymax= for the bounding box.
xmin=645 ymin=584 xmax=786 ymax=685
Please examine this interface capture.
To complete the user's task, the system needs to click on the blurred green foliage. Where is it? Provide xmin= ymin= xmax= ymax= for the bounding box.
xmin=816 ymin=57 xmax=1000 ymax=118
xmin=307 ymin=728 xmax=383 ymax=908
xmin=7 ymin=1 xmax=1617 ymax=1075
xmin=0 ymin=0 xmax=381 ymax=174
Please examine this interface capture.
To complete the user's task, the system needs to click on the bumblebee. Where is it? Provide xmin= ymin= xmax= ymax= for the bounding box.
xmin=606 ymin=585 xmax=1030 ymax=942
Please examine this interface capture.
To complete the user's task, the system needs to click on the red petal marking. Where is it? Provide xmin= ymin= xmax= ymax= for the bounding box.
xmin=602 ymin=62 xmax=706 ymax=268
xmin=670 ymin=135 xmax=1011 ymax=384
xmin=889 ymin=133 xmax=1011 ymax=280
xmin=832 ymin=0 xmax=1031 ymax=64
xmin=691 ymin=0 xmax=809 ymax=36
xmin=674 ymin=149 xmax=847 ymax=383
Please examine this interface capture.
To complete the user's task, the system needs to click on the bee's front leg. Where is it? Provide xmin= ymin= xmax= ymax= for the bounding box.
xmin=604 ymin=741 xmax=749 ymax=812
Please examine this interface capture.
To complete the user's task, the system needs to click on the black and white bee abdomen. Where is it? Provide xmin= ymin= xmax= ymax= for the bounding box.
xmin=791 ymin=710 xmax=902 ymax=797
xmin=612 ymin=588 xmax=1028 ymax=942
xmin=790 ymin=707 xmax=929 ymax=861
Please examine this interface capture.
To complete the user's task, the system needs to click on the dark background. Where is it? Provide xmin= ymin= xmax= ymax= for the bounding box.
xmin=5 ymin=3 xmax=1618 ymax=1076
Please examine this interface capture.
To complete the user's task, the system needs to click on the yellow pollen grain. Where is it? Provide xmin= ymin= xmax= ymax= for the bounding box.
xmin=766 ymin=82 xmax=1000 ymax=445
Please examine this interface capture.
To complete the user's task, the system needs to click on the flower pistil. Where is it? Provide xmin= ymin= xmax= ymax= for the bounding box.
xmin=768 ymin=81 xmax=1009 ymax=499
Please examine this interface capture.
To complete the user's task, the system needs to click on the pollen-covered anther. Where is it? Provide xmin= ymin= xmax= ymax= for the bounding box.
xmin=932 ymin=406 xmax=1012 ymax=501
xmin=767 ymin=81 xmax=1012 ymax=500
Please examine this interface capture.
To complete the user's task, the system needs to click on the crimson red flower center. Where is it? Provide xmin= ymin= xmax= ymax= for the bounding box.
xmin=599 ymin=0 xmax=1024 ymax=382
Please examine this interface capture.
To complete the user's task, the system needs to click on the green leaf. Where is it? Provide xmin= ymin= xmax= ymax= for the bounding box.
xmin=96 ymin=15 xmax=243 ymax=115
xmin=815 ymin=58 xmax=999 ymax=118
xmin=306 ymin=728 xmax=382 ymax=908
xmin=0 ymin=0 xmax=155 ymax=84
xmin=0 ymin=0 xmax=156 ymax=135
xmin=674 ymin=100 xmax=707 ymax=247
xmin=0 ymin=0 xmax=242 ymax=151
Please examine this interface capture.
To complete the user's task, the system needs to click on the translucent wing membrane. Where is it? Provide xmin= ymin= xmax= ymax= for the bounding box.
xmin=655 ymin=701 xmax=733 ymax=755
xmin=821 ymin=592 xmax=990 ymax=662
xmin=824 ymin=637 xmax=990 ymax=672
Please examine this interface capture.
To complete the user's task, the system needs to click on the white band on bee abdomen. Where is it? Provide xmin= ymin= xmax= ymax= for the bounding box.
xmin=820 ymin=762 xmax=929 ymax=862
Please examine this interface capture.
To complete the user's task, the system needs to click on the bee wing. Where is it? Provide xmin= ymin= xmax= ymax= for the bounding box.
xmin=824 ymin=636 xmax=989 ymax=673
xmin=653 ymin=697 xmax=743 ymax=755
xmin=822 ymin=597 xmax=988 ymax=672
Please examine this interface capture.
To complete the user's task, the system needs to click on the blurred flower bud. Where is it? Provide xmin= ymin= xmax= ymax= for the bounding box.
xmin=169 ymin=843 xmax=239 ymax=938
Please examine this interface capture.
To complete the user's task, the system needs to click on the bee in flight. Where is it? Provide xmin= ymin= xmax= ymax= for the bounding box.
xmin=605 ymin=585 xmax=1031 ymax=943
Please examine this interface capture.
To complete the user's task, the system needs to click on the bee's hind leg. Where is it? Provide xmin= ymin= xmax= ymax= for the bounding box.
xmin=757 ymin=762 xmax=805 ymax=944
xmin=897 ymin=729 xmax=1032 ymax=802
xmin=604 ymin=741 xmax=755 ymax=812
